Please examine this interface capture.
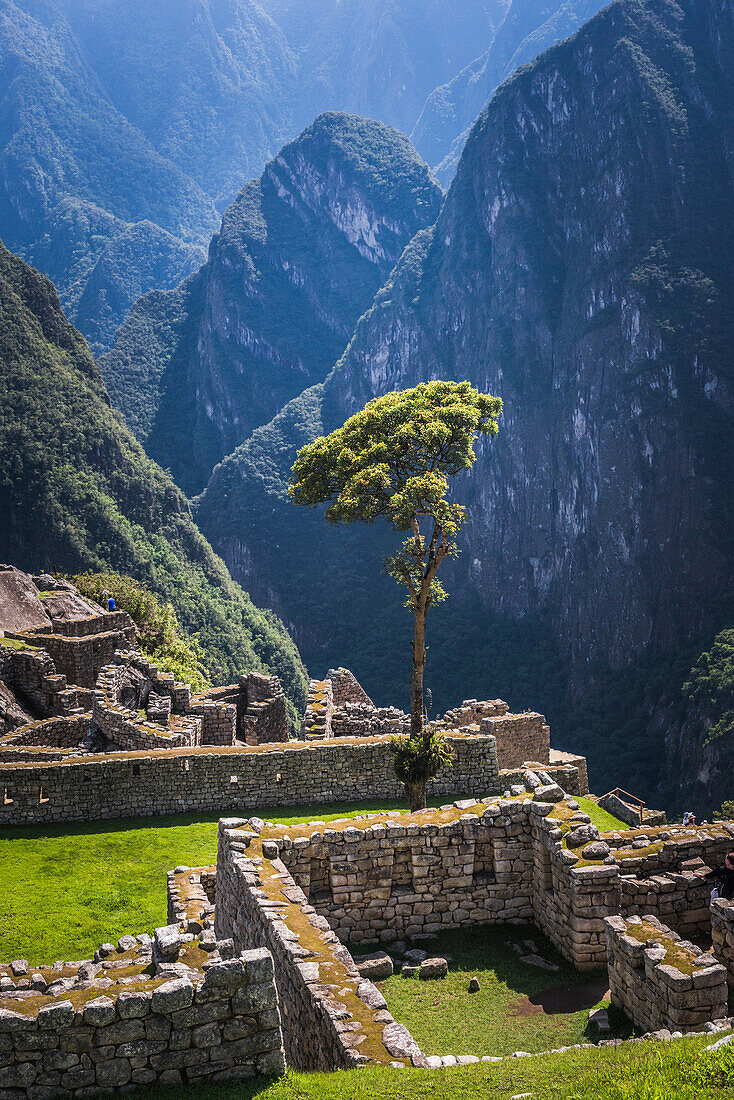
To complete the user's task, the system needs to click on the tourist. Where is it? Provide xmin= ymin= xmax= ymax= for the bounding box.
xmin=683 ymin=811 xmax=696 ymax=826
xmin=697 ymin=851 xmax=734 ymax=901
xmin=107 ymin=594 xmax=116 ymax=611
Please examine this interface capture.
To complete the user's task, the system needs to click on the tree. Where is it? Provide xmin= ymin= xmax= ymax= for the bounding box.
xmin=289 ymin=380 xmax=502 ymax=809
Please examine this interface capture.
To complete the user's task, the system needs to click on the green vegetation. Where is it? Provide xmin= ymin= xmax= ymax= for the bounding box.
xmin=577 ymin=797 xmax=626 ymax=833
xmin=126 ymin=1037 xmax=734 ymax=1099
xmin=70 ymin=572 xmax=211 ymax=693
xmin=683 ymin=628 xmax=734 ymax=746
xmin=0 ymin=242 xmax=307 ymax=724
xmin=364 ymin=925 xmax=623 ymax=1057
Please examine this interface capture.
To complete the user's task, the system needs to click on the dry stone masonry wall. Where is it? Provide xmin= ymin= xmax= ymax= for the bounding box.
xmin=0 ymin=733 xmax=500 ymax=825
xmin=215 ymin=818 xmax=426 ymax=1070
xmin=0 ymin=934 xmax=285 ymax=1095
xmin=606 ymin=914 xmax=728 ymax=1033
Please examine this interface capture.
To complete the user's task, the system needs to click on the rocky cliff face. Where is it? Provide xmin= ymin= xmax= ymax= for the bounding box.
xmin=103 ymin=113 xmax=443 ymax=494
xmin=196 ymin=0 xmax=734 ymax=800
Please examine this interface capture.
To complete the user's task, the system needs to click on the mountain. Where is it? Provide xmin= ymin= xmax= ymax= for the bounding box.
xmin=0 ymin=239 xmax=307 ymax=722
xmin=260 ymin=0 xmax=509 ymax=139
xmin=55 ymin=0 xmax=297 ymax=208
xmin=195 ymin=0 xmax=734 ymax=804
xmin=2 ymin=0 xmax=613 ymax=354
xmin=101 ymin=113 xmax=443 ymax=495
xmin=410 ymin=0 xmax=610 ymax=184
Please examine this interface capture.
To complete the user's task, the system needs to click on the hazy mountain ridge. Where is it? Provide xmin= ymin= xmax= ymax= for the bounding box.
xmin=0 ymin=0 xmax=613 ymax=353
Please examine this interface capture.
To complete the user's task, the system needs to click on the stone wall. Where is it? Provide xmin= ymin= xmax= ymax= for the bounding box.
xmin=0 ymin=714 xmax=89 ymax=751
xmin=481 ymin=712 xmax=550 ymax=771
xmin=711 ymin=897 xmax=734 ymax=987
xmin=6 ymin=611 xmax=136 ymax=690
xmin=606 ymin=914 xmax=728 ymax=1032
xmin=189 ymin=702 xmax=237 ymax=746
xmin=442 ymin=700 xmax=508 ymax=727
xmin=300 ymin=679 xmax=334 ymax=740
xmin=215 ymin=819 xmax=425 ymax=1070
xmin=93 ymin=665 xmax=201 ymax=752
xmin=0 ymin=938 xmax=284 ymax=1093
xmin=331 ymin=704 xmax=410 ymax=739
xmin=270 ymin=800 xmax=535 ymax=945
xmin=0 ymin=647 xmax=79 ymax=719
xmin=599 ymin=791 xmax=667 ymax=827
xmin=239 ymin=674 xmax=288 ymax=746
xmin=0 ymin=733 xmax=500 ymax=825
xmin=328 ymin=668 xmax=374 ymax=709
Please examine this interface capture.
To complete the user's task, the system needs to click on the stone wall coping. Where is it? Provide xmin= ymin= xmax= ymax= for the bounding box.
xmin=0 ymin=731 xmax=497 ymax=771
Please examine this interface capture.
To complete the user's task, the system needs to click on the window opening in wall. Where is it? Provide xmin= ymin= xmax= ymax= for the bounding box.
xmin=309 ymin=855 xmax=332 ymax=903
xmin=540 ymin=846 xmax=554 ymax=894
xmin=473 ymin=838 xmax=496 ymax=884
xmin=2 ymin=786 xmax=12 ymax=806
xmin=230 ymin=775 xmax=239 ymax=784
xmin=183 ymin=760 xmax=190 ymax=772
xmin=39 ymin=785 xmax=49 ymax=804
xmin=391 ymin=843 xmax=414 ymax=895
xmin=132 ymin=763 xmax=140 ymax=776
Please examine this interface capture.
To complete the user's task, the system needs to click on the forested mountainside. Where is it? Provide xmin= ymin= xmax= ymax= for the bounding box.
xmin=195 ymin=0 xmax=734 ymax=807
xmin=1 ymin=0 xmax=610 ymax=355
xmin=411 ymin=0 xmax=609 ymax=184
xmin=0 ymin=240 xmax=307 ymax=722
xmin=101 ymin=114 xmax=443 ymax=495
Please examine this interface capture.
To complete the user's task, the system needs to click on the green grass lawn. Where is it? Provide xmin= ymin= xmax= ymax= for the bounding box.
xmin=122 ymin=1036 xmax=734 ymax=1099
xmin=366 ymin=925 xmax=629 ymax=1057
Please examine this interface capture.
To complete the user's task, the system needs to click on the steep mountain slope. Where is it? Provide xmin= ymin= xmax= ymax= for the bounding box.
xmin=0 ymin=240 xmax=307 ymax=720
xmin=102 ymin=113 xmax=443 ymax=495
xmin=56 ymin=0 xmax=296 ymax=207
xmin=411 ymin=0 xmax=609 ymax=183
xmin=195 ymin=0 xmax=734 ymax=801
xmin=260 ymin=0 xmax=509 ymax=139
xmin=0 ymin=0 xmax=218 ymax=354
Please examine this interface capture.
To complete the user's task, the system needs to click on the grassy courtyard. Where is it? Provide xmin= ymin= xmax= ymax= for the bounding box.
xmin=366 ymin=925 xmax=628 ymax=1057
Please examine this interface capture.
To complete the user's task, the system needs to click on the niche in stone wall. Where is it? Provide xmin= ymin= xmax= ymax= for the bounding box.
xmin=309 ymin=855 xmax=332 ymax=903
xmin=539 ymin=846 xmax=554 ymax=894
xmin=391 ymin=843 xmax=415 ymax=895
xmin=472 ymin=838 xmax=496 ymax=884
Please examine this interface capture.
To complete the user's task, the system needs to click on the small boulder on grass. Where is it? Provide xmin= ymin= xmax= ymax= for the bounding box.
xmin=419 ymin=957 xmax=448 ymax=980
xmin=468 ymin=976 xmax=481 ymax=992
xmin=355 ymin=952 xmax=393 ymax=981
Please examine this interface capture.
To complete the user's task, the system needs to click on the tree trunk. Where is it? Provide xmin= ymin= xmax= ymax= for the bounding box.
xmin=411 ymin=603 xmax=426 ymax=742
xmin=405 ymin=782 xmax=427 ymax=813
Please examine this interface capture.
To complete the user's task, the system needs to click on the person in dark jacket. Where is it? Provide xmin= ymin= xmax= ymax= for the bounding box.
xmin=698 ymin=851 xmax=734 ymax=901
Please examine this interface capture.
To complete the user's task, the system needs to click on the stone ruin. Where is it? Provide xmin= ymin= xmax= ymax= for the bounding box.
xmin=4 ymin=774 xmax=734 ymax=1094
xmin=0 ymin=569 xmax=589 ymax=825
xmin=7 ymin=567 xmax=734 ymax=1092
